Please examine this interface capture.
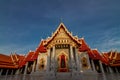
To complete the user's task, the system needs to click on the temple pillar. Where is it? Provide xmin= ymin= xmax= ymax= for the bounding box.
xmin=91 ymin=59 xmax=96 ymax=72
xmin=46 ymin=49 xmax=50 ymax=72
xmin=99 ymin=61 xmax=104 ymax=73
xmin=24 ymin=62 xmax=28 ymax=75
xmin=11 ymin=69 xmax=14 ymax=75
xmin=0 ymin=69 xmax=3 ymax=75
xmin=108 ymin=66 xmax=113 ymax=73
xmin=32 ymin=60 xmax=36 ymax=72
xmin=70 ymin=46 xmax=74 ymax=70
xmin=51 ymin=46 xmax=55 ymax=71
xmin=6 ymin=69 xmax=9 ymax=76
xmin=107 ymin=66 xmax=110 ymax=73
xmin=15 ymin=69 xmax=20 ymax=75
xmin=70 ymin=46 xmax=74 ymax=61
xmin=115 ymin=67 xmax=119 ymax=73
xmin=75 ymin=48 xmax=80 ymax=71
xmin=86 ymin=52 xmax=92 ymax=71
xmin=52 ymin=46 xmax=55 ymax=58
xmin=78 ymin=52 xmax=82 ymax=72
xmin=36 ymin=53 xmax=40 ymax=71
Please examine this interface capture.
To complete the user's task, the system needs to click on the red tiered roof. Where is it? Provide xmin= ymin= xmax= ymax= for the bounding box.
xmin=18 ymin=54 xmax=26 ymax=68
xmin=0 ymin=53 xmax=26 ymax=68
xmin=101 ymin=51 xmax=120 ymax=66
xmin=108 ymin=51 xmax=120 ymax=66
xmin=37 ymin=41 xmax=47 ymax=53
xmin=0 ymin=40 xmax=48 ymax=69
xmin=0 ymin=54 xmax=17 ymax=68
xmin=31 ymin=50 xmax=39 ymax=61
xmin=87 ymin=50 xmax=96 ymax=59
xmin=25 ymin=51 xmax=34 ymax=62
xmin=87 ymin=49 xmax=102 ymax=60
xmin=101 ymin=53 xmax=109 ymax=65
xmin=114 ymin=52 xmax=120 ymax=60
xmin=19 ymin=58 xmax=26 ymax=68
xmin=0 ymin=54 xmax=13 ymax=63
xmin=79 ymin=38 xmax=90 ymax=52
xmin=87 ymin=50 xmax=109 ymax=65
xmin=92 ymin=49 xmax=102 ymax=60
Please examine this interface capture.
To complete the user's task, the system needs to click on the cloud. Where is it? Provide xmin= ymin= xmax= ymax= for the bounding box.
xmin=0 ymin=43 xmax=37 ymax=55
xmin=93 ymin=26 xmax=120 ymax=52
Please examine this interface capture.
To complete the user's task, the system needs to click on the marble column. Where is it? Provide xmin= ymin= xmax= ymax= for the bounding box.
xmin=75 ymin=48 xmax=80 ymax=71
xmin=70 ymin=46 xmax=74 ymax=61
xmin=86 ymin=52 xmax=92 ymax=71
xmin=46 ymin=49 xmax=50 ymax=72
xmin=15 ymin=69 xmax=20 ymax=75
xmin=91 ymin=60 xmax=96 ymax=71
xmin=5 ymin=69 xmax=9 ymax=80
xmin=108 ymin=66 xmax=113 ymax=73
xmin=70 ymin=46 xmax=75 ymax=71
xmin=52 ymin=46 xmax=55 ymax=58
xmin=99 ymin=61 xmax=104 ymax=73
xmin=6 ymin=69 xmax=9 ymax=76
xmin=0 ymin=69 xmax=3 ymax=75
xmin=52 ymin=46 xmax=55 ymax=71
xmin=11 ymin=69 xmax=13 ymax=75
xmin=36 ymin=54 xmax=40 ymax=71
xmin=115 ymin=67 xmax=119 ymax=73
xmin=70 ymin=46 xmax=73 ymax=68
xmin=24 ymin=62 xmax=28 ymax=75
xmin=32 ymin=60 xmax=36 ymax=72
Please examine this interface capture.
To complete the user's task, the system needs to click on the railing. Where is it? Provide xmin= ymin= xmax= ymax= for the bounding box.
xmin=0 ymin=73 xmax=120 ymax=80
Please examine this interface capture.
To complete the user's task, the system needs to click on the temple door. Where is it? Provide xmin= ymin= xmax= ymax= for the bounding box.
xmin=58 ymin=54 xmax=68 ymax=72
xmin=61 ymin=55 xmax=66 ymax=68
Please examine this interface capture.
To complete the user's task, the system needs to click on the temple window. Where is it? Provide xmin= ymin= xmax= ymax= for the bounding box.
xmin=39 ymin=58 xmax=45 ymax=70
xmin=81 ymin=57 xmax=88 ymax=69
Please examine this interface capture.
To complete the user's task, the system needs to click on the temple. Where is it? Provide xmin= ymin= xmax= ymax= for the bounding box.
xmin=0 ymin=23 xmax=120 ymax=79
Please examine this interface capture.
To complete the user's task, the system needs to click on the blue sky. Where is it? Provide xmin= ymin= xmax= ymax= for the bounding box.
xmin=0 ymin=0 xmax=120 ymax=54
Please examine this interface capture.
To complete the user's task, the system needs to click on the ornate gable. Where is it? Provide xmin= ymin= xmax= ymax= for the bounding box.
xmin=44 ymin=23 xmax=81 ymax=49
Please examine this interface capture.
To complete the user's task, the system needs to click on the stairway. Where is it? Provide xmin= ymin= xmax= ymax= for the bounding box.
xmin=30 ymin=71 xmax=45 ymax=80
xmin=56 ymin=72 xmax=72 ymax=80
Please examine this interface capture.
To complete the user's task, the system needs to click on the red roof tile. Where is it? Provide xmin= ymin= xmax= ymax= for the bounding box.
xmin=0 ymin=54 xmax=13 ymax=63
xmin=25 ymin=51 xmax=34 ymax=62
xmin=79 ymin=38 xmax=90 ymax=52
xmin=31 ymin=50 xmax=39 ymax=61
xmin=0 ymin=54 xmax=20 ymax=68
xmin=101 ymin=56 xmax=109 ymax=65
xmin=37 ymin=41 xmax=47 ymax=53
xmin=92 ymin=49 xmax=102 ymax=60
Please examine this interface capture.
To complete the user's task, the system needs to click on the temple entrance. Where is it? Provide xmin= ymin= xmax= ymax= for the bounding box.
xmin=61 ymin=55 xmax=66 ymax=68
xmin=57 ymin=52 xmax=69 ymax=72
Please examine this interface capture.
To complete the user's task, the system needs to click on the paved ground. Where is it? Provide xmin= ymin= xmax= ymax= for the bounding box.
xmin=0 ymin=73 xmax=120 ymax=80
